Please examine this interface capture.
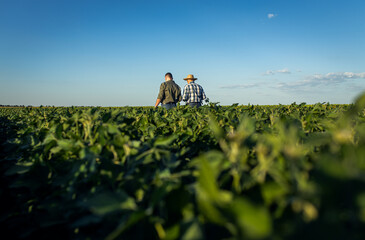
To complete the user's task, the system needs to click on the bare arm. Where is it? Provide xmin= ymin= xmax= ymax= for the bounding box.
xmin=155 ymin=83 xmax=164 ymax=107
xmin=154 ymin=99 xmax=161 ymax=108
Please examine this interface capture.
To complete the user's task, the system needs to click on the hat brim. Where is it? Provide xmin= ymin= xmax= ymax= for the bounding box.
xmin=184 ymin=78 xmax=197 ymax=80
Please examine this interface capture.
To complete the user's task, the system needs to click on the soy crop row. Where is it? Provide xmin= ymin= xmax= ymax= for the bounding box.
xmin=1 ymin=95 xmax=365 ymax=239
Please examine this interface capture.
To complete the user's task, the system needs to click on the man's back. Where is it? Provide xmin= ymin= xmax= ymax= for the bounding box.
xmin=182 ymin=82 xmax=206 ymax=104
xmin=158 ymin=80 xmax=182 ymax=104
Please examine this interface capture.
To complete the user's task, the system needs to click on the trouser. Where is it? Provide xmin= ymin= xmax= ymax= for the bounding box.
xmin=188 ymin=102 xmax=201 ymax=108
xmin=161 ymin=102 xmax=176 ymax=110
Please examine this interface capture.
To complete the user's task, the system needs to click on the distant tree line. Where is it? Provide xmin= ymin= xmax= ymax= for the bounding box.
xmin=0 ymin=105 xmax=97 ymax=108
xmin=0 ymin=105 xmax=27 ymax=107
xmin=0 ymin=105 xmax=56 ymax=108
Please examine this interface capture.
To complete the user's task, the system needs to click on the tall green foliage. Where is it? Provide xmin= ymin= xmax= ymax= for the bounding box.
xmin=0 ymin=96 xmax=364 ymax=239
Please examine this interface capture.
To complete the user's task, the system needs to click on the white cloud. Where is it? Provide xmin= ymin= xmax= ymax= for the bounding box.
xmin=263 ymin=70 xmax=275 ymax=75
xmin=221 ymin=72 xmax=365 ymax=93
xmin=310 ymin=72 xmax=365 ymax=83
xmin=263 ymin=68 xmax=291 ymax=75
xmin=277 ymin=68 xmax=291 ymax=74
xmin=220 ymin=83 xmax=261 ymax=89
xmin=268 ymin=13 xmax=277 ymax=19
xmin=276 ymin=72 xmax=365 ymax=90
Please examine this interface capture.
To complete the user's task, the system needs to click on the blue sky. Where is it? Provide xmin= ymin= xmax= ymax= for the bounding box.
xmin=1 ymin=0 xmax=365 ymax=106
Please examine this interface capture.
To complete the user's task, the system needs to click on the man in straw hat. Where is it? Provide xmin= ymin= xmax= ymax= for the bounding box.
xmin=154 ymin=72 xmax=182 ymax=109
xmin=182 ymin=74 xmax=207 ymax=107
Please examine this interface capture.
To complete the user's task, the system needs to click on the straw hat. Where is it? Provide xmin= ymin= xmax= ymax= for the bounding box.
xmin=183 ymin=74 xmax=197 ymax=81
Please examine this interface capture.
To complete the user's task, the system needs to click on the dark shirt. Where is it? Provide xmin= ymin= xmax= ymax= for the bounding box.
xmin=157 ymin=80 xmax=182 ymax=104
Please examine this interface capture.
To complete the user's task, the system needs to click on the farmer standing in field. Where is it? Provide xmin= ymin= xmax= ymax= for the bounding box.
xmin=154 ymin=72 xmax=182 ymax=109
xmin=182 ymin=74 xmax=207 ymax=107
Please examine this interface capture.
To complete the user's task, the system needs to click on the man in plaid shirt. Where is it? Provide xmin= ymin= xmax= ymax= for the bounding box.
xmin=182 ymin=74 xmax=207 ymax=107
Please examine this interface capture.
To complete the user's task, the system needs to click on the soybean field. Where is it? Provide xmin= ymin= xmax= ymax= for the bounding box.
xmin=1 ymin=94 xmax=365 ymax=239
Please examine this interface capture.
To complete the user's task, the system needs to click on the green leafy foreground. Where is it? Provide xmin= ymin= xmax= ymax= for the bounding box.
xmin=1 ymin=94 xmax=365 ymax=240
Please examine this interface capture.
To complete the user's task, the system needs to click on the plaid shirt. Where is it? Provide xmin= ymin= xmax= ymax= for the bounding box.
xmin=182 ymin=82 xmax=206 ymax=104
